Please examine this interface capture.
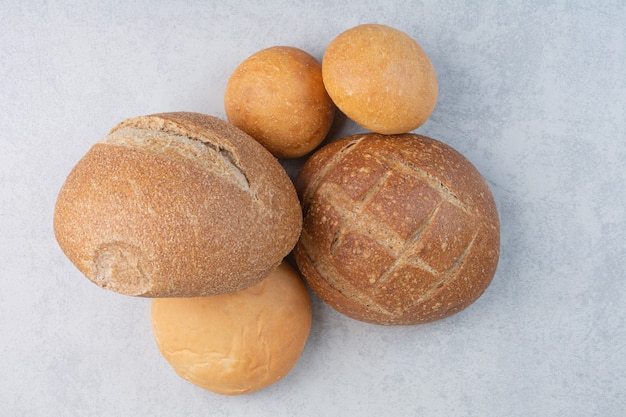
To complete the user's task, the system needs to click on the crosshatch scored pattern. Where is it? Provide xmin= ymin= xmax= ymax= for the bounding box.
xmin=297 ymin=134 xmax=498 ymax=324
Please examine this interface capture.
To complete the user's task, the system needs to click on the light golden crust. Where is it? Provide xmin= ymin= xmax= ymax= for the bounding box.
xmin=294 ymin=133 xmax=499 ymax=325
xmin=53 ymin=112 xmax=302 ymax=297
xmin=224 ymin=46 xmax=335 ymax=158
xmin=322 ymin=24 xmax=438 ymax=135
xmin=150 ymin=261 xmax=312 ymax=395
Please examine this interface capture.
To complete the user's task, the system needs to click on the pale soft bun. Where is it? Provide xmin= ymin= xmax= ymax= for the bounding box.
xmin=53 ymin=112 xmax=302 ymax=297
xmin=294 ymin=133 xmax=499 ymax=325
xmin=224 ymin=46 xmax=335 ymax=158
xmin=151 ymin=261 xmax=312 ymax=395
xmin=322 ymin=24 xmax=438 ymax=135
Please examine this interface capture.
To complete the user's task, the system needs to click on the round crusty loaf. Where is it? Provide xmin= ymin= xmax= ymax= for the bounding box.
xmin=322 ymin=24 xmax=438 ymax=135
xmin=151 ymin=260 xmax=312 ymax=395
xmin=53 ymin=112 xmax=302 ymax=297
xmin=293 ymin=133 xmax=499 ymax=325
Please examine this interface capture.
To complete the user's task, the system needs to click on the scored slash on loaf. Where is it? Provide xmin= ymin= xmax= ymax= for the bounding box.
xmin=294 ymin=133 xmax=500 ymax=325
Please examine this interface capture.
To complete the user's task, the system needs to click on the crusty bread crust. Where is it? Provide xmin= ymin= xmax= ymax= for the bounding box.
xmin=54 ymin=112 xmax=302 ymax=297
xmin=294 ymin=133 xmax=499 ymax=325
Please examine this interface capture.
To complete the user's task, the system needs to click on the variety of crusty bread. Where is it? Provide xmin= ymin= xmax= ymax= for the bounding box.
xmin=53 ymin=23 xmax=500 ymax=395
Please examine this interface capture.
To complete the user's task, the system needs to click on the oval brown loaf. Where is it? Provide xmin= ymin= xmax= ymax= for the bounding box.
xmin=293 ymin=133 xmax=499 ymax=325
xmin=53 ymin=112 xmax=302 ymax=297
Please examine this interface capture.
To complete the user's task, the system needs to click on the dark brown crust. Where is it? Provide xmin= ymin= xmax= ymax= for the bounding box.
xmin=54 ymin=112 xmax=302 ymax=297
xmin=293 ymin=133 xmax=499 ymax=325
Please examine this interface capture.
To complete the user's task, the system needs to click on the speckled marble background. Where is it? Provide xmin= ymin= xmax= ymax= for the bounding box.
xmin=1 ymin=1 xmax=625 ymax=416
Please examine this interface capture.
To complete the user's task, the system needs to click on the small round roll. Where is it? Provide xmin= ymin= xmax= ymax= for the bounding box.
xmin=151 ymin=261 xmax=312 ymax=395
xmin=225 ymin=46 xmax=335 ymax=158
xmin=322 ymin=24 xmax=438 ymax=135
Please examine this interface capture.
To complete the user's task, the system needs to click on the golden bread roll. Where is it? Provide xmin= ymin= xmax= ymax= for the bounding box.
xmin=294 ymin=133 xmax=499 ymax=325
xmin=150 ymin=261 xmax=312 ymax=395
xmin=224 ymin=46 xmax=335 ymax=158
xmin=322 ymin=24 xmax=438 ymax=135
xmin=54 ymin=112 xmax=302 ymax=297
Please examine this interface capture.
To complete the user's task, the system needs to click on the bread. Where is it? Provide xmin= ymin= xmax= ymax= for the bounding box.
xmin=322 ymin=24 xmax=438 ymax=135
xmin=53 ymin=112 xmax=302 ymax=297
xmin=150 ymin=260 xmax=312 ymax=395
xmin=224 ymin=46 xmax=335 ymax=158
xmin=293 ymin=133 xmax=499 ymax=325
